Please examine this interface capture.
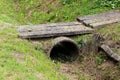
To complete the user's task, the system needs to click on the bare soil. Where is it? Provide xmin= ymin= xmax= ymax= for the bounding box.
xmin=30 ymin=38 xmax=120 ymax=80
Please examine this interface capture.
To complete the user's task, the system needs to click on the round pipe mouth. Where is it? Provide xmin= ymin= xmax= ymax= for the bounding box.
xmin=49 ymin=37 xmax=79 ymax=62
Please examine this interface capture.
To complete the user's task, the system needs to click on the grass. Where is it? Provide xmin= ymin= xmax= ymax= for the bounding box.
xmin=0 ymin=0 xmax=111 ymax=25
xmin=74 ymin=23 xmax=120 ymax=80
xmin=0 ymin=25 xmax=68 ymax=80
xmin=0 ymin=0 xmax=120 ymax=80
xmin=98 ymin=23 xmax=120 ymax=41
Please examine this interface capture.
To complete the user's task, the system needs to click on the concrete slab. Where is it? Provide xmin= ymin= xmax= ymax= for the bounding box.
xmin=18 ymin=22 xmax=94 ymax=39
xmin=77 ymin=11 xmax=120 ymax=28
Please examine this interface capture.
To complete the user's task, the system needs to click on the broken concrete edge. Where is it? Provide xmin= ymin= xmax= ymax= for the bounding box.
xmin=48 ymin=37 xmax=80 ymax=61
xmin=18 ymin=30 xmax=94 ymax=39
xmin=17 ymin=21 xmax=94 ymax=39
xmin=90 ymin=19 xmax=120 ymax=28
xmin=77 ymin=10 xmax=120 ymax=21
xmin=48 ymin=37 xmax=80 ymax=54
xmin=100 ymin=44 xmax=120 ymax=62
xmin=78 ymin=21 xmax=120 ymax=29
xmin=17 ymin=22 xmax=82 ymax=32
xmin=77 ymin=10 xmax=120 ymax=28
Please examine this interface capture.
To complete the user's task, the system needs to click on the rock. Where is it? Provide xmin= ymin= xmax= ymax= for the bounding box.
xmin=106 ymin=40 xmax=116 ymax=48
xmin=100 ymin=44 xmax=120 ymax=62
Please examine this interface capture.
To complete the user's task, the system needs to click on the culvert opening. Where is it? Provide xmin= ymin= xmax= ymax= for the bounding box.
xmin=50 ymin=39 xmax=79 ymax=62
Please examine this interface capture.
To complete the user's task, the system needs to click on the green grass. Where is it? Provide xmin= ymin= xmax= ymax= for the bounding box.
xmin=0 ymin=0 xmax=119 ymax=80
xmin=0 ymin=0 xmax=111 ymax=25
xmin=98 ymin=23 xmax=120 ymax=41
xmin=0 ymin=25 xmax=68 ymax=80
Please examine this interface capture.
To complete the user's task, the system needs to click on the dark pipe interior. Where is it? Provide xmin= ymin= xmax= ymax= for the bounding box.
xmin=50 ymin=40 xmax=79 ymax=62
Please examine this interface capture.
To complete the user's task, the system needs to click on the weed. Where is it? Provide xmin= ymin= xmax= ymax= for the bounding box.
xmin=96 ymin=55 xmax=105 ymax=65
xmin=61 ymin=0 xmax=75 ymax=5
xmin=97 ymin=65 xmax=103 ymax=70
xmin=78 ymin=55 xmax=84 ymax=62
xmin=78 ymin=73 xmax=93 ymax=80
xmin=95 ymin=0 xmax=120 ymax=9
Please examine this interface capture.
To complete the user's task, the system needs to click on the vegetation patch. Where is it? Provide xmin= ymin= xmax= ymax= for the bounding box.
xmin=0 ymin=0 xmax=120 ymax=80
xmin=95 ymin=0 xmax=120 ymax=9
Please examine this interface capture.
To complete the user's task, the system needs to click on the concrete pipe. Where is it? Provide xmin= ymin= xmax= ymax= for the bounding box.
xmin=48 ymin=37 xmax=79 ymax=62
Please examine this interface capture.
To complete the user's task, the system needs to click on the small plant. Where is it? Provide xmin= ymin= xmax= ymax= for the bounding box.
xmin=77 ymin=39 xmax=86 ymax=48
xmin=95 ymin=0 xmax=120 ymax=9
xmin=78 ymin=55 xmax=84 ymax=62
xmin=61 ymin=0 xmax=74 ymax=5
xmin=34 ymin=44 xmax=42 ymax=51
xmin=96 ymin=55 xmax=105 ymax=65
xmin=76 ymin=35 xmax=91 ymax=48
xmin=97 ymin=65 xmax=103 ymax=70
